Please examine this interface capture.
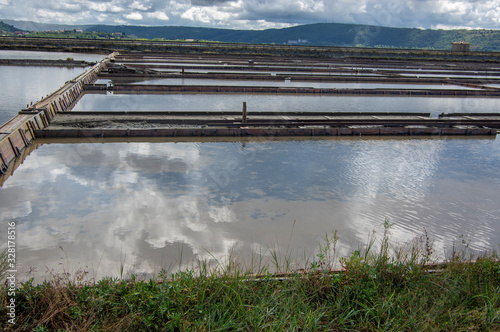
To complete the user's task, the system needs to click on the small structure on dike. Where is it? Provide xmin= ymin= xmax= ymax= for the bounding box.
xmin=452 ymin=41 xmax=470 ymax=52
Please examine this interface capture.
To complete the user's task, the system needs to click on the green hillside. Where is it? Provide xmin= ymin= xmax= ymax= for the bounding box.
xmin=0 ymin=21 xmax=18 ymax=33
xmin=84 ymin=22 xmax=500 ymax=51
xmin=3 ymin=19 xmax=500 ymax=51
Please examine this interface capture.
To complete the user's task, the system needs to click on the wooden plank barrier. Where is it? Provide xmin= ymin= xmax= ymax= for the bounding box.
xmin=0 ymin=52 xmax=118 ymax=173
xmin=33 ymin=126 xmax=498 ymax=139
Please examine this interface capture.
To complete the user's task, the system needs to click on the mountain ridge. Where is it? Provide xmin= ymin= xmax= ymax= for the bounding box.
xmin=2 ymin=19 xmax=500 ymax=51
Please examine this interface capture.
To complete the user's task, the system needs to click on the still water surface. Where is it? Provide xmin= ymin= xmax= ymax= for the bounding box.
xmin=0 ymin=50 xmax=105 ymax=61
xmin=95 ymin=78 xmax=478 ymax=90
xmin=1 ymin=53 xmax=500 ymax=282
xmin=75 ymin=93 xmax=499 ymax=117
xmin=0 ymin=66 xmax=90 ymax=124
xmin=0 ymin=51 xmax=104 ymax=124
xmin=0 ymin=137 xmax=499 ymax=282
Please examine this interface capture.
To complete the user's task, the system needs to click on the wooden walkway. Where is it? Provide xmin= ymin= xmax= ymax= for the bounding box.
xmin=0 ymin=53 xmax=117 ymax=175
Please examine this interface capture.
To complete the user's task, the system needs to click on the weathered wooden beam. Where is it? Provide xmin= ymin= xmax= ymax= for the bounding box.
xmin=0 ymin=52 xmax=117 ymax=173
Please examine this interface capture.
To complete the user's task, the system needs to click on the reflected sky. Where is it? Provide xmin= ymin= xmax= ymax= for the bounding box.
xmin=0 ymin=51 xmax=104 ymax=124
xmin=74 ymin=93 xmax=500 ymax=117
xmin=0 ymin=66 xmax=90 ymax=124
xmin=1 ymin=137 xmax=499 ymax=282
xmin=2 ymin=51 xmax=500 ymax=283
xmin=0 ymin=50 xmax=105 ymax=61
xmin=95 ymin=78 xmax=480 ymax=90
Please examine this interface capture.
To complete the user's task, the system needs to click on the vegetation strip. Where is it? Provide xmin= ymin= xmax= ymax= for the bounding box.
xmin=2 ymin=20 xmax=500 ymax=51
xmin=2 ymin=36 xmax=500 ymax=61
xmin=1 ymin=227 xmax=500 ymax=331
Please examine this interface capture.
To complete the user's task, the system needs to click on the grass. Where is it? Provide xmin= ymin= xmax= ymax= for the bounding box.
xmin=0 ymin=247 xmax=9 ymax=281
xmin=1 ymin=223 xmax=500 ymax=331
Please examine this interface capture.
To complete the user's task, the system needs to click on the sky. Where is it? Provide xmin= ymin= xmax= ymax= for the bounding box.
xmin=1 ymin=0 xmax=500 ymax=30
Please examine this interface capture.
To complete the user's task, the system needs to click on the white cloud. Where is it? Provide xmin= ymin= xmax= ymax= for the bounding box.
xmin=147 ymin=11 xmax=170 ymax=20
xmin=124 ymin=11 xmax=143 ymax=20
xmin=35 ymin=9 xmax=75 ymax=21
xmin=51 ymin=2 xmax=82 ymax=12
xmin=87 ymin=2 xmax=109 ymax=12
xmin=181 ymin=7 xmax=213 ymax=23
xmin=130 ymin=0 xmax=151 ymax=11
xmin=433 ymin=24 xmax=475 ymax=30
xmin=435 ymin=0 xmax=470 ymax=15
xmin=298 ymin=0 xmax=325 ymax=13
xmin=85 ymin=1 xmax=124 ymax=13
xmin=96 ymin=13 xmax=109 ymax=22
xmin=1 ymin=0 xmax=500 ymax=30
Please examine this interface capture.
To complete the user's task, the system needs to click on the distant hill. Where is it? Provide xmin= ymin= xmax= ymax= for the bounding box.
xmin=82 ymin=23 xmax=500 ymax=51
xmin=0 ymin=21 xmax=18 ymax=33
xmin=1 ymin=19 xmax=88 ymax=32
xmin=2 ymin=19 xmax=500 ymax=51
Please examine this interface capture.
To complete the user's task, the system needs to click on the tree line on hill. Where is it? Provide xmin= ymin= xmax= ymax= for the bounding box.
xmin=2 ymin=20 xmax=500 ymax=51
xmin=0 ymin=21 xmax=18 ymax=33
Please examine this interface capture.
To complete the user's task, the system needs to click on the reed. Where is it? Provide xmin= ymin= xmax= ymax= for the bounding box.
xmin=0 ymin=247 xmax=8 ymax=281
xmin=1 ymin=226 xmax=499 ymax=331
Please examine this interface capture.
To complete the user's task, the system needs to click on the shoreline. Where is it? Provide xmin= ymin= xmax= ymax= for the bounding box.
xmin=2 ymin=236 xmax=499 ymax=331
xmin=2 ymin=36 xmax=500 ymax=62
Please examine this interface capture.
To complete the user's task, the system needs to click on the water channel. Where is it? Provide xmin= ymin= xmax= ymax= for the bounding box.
xmin=1 ymin=51 xmax=499 ymax=283
xmin=74 ymin=93 xmax=499 ymax=117
xmin=0 ymin=50 xmax=105 ymax=124
xmin=96 ymin=78 xmax=480 ymax=90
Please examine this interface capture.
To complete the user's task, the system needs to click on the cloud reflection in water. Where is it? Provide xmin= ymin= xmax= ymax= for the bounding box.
xmin=0 ymin=137 xmax=499 ymax=282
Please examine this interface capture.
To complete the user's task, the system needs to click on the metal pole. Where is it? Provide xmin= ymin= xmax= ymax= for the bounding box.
xmin=242 ymin=102 xmax=247 ymax=124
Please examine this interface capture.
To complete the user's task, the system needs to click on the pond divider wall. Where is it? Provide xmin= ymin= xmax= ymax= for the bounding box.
xmin=34 ymin=126 xmax=498 ymax=139
xmin=2 ymin=50 xmax=500 ymax=176
xmin=86 ymin=84 xmax=500 ymax=97
xmin=0 ymin=52 xmax=117 ymax=175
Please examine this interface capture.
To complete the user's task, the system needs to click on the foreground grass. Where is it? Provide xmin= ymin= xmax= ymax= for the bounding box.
xmin=2 ymin=230 xmax=500 ymax=331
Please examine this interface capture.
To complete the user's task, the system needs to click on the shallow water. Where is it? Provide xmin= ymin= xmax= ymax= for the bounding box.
xmin=95 ymin=78 xmax=479 ymax=90
xmin=1 ymin=52 xmax=500 ymax=283
xmin=0 ymin=66 xmax=92 ymax=124
xmin=73 ymin=93 xmax=499 ymax=117
xmin=0 ymin=51 xmax=104 ymax=125
xmin=1 ymin=137 xmax=499 ymax=282
xmin=0 ymin=50 xmax=105 ymax=62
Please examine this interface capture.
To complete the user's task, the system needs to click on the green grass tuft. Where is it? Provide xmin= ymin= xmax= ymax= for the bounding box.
xmin=1 ymin=227 xmax=500 ymax=331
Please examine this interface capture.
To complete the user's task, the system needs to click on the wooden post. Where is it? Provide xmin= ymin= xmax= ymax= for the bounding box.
xmin=242 ymin=102 xmax=247 ymax=124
